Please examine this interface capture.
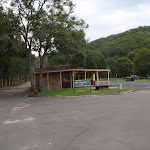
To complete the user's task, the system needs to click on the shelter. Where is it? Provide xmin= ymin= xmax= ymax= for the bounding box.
xmin=34 ymin=66 xmax=110 ymax=91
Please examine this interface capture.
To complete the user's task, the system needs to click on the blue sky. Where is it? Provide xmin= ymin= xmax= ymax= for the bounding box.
xmin=73 ymin=0 xmax=150 ymax=41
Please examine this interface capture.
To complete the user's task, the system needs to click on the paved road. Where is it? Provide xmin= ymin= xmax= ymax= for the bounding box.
xmin=0 ymin=82 xmax=31 ymax=97
xmin=1 ymin=83 xmax=150 ymax=150
xmin=110 ymin=81 xmax=150 ymax=90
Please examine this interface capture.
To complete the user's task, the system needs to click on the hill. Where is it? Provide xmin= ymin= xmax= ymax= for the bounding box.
xmin=88 ymin=26 xmax=150 ymax=77
xmin=88 ymin=26 xmax=150 ymax=58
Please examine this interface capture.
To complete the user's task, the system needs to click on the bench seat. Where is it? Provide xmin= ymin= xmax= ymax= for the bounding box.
xmin=93 ymin=85 xmax=111 ymax=90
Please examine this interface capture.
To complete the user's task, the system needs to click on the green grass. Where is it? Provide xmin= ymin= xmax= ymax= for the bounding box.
xmin=29 ymin=88 xmax=132 ymax=97
xmin=135 ymin=79 xmax=150 ymax=82
xmin=100 ymin=78 xmax=126 ymax=82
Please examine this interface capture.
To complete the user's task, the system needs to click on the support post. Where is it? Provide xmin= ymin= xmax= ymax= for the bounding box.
xmin=60 ymin=72 xmax=62 ymax=90
xmin=47 ymin=73 xmax=49 ymax=90
xmin=70 ymin=72 xmax=72 ymax=88
xmin=85 ymin=70 xmax=86 ymax=79
xmin=92 ymin=73 xmax=95 ymax=85
xmin=88 ymin=73 xmax=89 ymax=79
xmin=73 ymin=70 xmax=74 ymax=89
xmin=74 ymin=80 xmax=75 ymax=93
xmin=96 ymin=71 xmax=99 ymax=85
xmin=108 ymin=71 xmax=110 ymax=86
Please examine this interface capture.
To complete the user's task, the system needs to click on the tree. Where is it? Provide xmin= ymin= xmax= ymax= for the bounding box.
xmin=9 ymin=0 xmax=87 ymax=93
xmin=134 ymin=48 xmax=150 ymax=76
xmin=47 ymin=52 xmax=66 ymax=67
xmin=0 ymin=7 xmax=28 ymax=85
xmin=88 ymin=26 xmax=150 ymax=68
xmin=114 ymin=57 xmax=133 ymax=77
xmin=32 ymin=3 xmax=87 ymax=92
xmin=128 ymin=50 xmax=139 ymax=61
xmin=53 ymin=29 xmax=87 ymax=67
xmin=84 ymin=50 xmax=107 ymax=69
xmin=106 ymin=57 xmax=116 ymax=77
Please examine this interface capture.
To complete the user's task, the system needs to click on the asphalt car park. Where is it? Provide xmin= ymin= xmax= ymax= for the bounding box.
xmin=1 ymin=82 xmax=150 ymax=150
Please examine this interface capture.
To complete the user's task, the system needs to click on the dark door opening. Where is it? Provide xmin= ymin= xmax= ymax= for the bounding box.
xmin=62 ymin=72 xmax=71 ymax=89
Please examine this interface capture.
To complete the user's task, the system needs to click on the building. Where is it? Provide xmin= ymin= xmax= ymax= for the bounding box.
xmin=34 ymin=66 xmax=110 ymax=91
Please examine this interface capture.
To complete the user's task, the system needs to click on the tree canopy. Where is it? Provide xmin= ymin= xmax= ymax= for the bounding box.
xmin=134 ymin=48 xmax=150 ymax=76
xmin=88 ymin=26 xmax=150 ymax=77
xmin=114 ymin=57 xmax=133 ymax=77
xmin=7 ymin=0 xmax=88 ymax=93
xmin=0 ymin=7 xmax=28 ymax=81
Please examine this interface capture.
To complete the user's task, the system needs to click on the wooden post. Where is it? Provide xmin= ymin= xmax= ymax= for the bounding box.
xmin=73 ymin=70 xmax=74 ymax=89
xmin=70 ymin=72 xmax=72 ymax=88
xmin=93 ymin=73 xmax=95 ymax=85
xmin=85 ymin=70 xmax=86 ymax=79
xmin=60 ymin=72 xmax=62 ymax=90
xmin=108 ymin=71 xmax=110 ymax=86
xmin=88 ymin=73 xmax=90 ymax=79
xmin=47 ymin=73 xmax=49 ymax=90
xmin=96 ymin=71 xmax=99 ymax=85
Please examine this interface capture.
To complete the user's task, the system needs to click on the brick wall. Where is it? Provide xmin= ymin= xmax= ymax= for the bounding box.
xmin=35 ymin=73 xmax=61 ymax=91
xmin=49 ymin=73 xmax=60 ymax=90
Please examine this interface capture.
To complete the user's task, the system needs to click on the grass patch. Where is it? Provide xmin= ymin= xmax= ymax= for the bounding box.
xmin=29 ymin=88 xmax=132 ymax=97
xmin=135 ymin=79 xmax=150 ymax=82
xmin=121 ymin=89 xmax=132 ymax=92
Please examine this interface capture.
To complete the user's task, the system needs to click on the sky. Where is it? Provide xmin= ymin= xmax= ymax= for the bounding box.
xmin=73 ymin=0 xmax=150 ymax=42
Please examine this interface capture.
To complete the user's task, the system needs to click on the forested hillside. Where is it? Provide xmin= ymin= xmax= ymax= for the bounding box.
xmin=88 ymin=26 xmax=150 ymax=77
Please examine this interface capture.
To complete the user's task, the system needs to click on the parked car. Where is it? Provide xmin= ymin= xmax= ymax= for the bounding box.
xmin=130 ymin=75 xmax=139 ymax=79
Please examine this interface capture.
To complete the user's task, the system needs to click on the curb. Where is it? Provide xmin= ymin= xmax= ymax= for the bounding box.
xmin=122 ymin=90 xmax=134 ymax=94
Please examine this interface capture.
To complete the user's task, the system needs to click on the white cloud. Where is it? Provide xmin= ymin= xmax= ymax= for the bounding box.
xmin=73 ymin=0 xmax=150 ymax=41
xmin=74 ymin=0 xmax=97 ymax=19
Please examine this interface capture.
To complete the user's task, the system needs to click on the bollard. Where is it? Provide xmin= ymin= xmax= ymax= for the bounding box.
xmin=120 ymin=83 xmax=122 ymax=92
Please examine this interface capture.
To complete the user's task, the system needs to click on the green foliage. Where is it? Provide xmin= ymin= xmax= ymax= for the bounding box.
xmin=54 ymin=29 xmax=87 ymax=67
xmin=134 ymin=48 xmax=150 ymax=76
xmin=88 ymin=26 xmax=150 ymax=77
xmin=114 ymin=57 xmax=133 ymax=77
xmin=128 ymin=50 xmax=139 ymax=61
xmin=47 ymin=52 xmax=65 ymax=67
xmin=89 ymin=26 xmax=150 ymax=58
xmin=9 ymin=0 xmax=87 ymax=93
xmin=0 ymin=8 xmax=28 ymax=78
xmin=84 ymin=50 xmax=107 ymax=69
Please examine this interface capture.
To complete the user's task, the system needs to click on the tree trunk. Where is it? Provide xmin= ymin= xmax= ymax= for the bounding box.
xmin=20 ymin=75 xmax=22 ymax=84
xmin=2 ymin=78 xmax=3 ymax=88
xmin=12 ymin=75 xmax=15 ymax=86
xmin=1 ymin=78 xmax=3 ymax=88
xmin=9 ymin=76 xmax=11 ymax=86
xmin=38 ymin=56 xmax=44 ymax=92
xmin=17 ymin=75 xmax=19 ymax=85
xmin=27 ymin=48 xmax=38 ymax=95
xmin=5 ymin=78 xmax=7 ymax=87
